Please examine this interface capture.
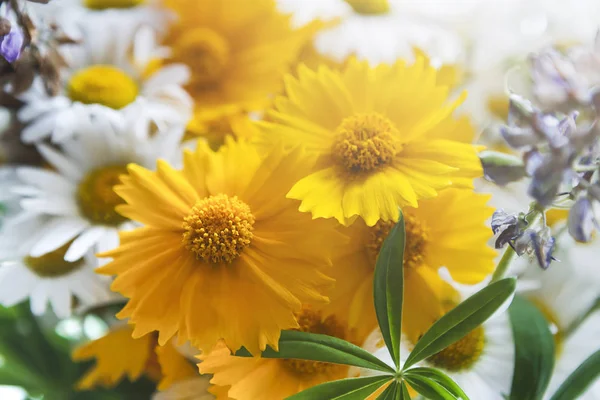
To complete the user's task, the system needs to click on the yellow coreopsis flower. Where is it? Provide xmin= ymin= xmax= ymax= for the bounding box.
xmin=199 ymin=306 xmax=368 ymax=400
xmin=163 ymin=0 xmax=312 ymax=140
xmin=72 ymin=325 xmax=195 ymax=390
xmin=98 ymin=139 xmax=345 ymax=355
xmin=326 ymin=189 xmax=496 ymax=340
xmin=256 ymin=58 xmax=483 ymax=226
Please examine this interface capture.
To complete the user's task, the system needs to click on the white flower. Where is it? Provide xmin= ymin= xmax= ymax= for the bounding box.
xmin=0 ymin=225 xmax=111 ymax=319
xmin=18 ymin=25 xmax=192 ymax=144
xmin=5 ymin=111 xmax=185 ymax=263
xmin=277 ymin=0 xmax=463 ymax=66
xmin=152 ymin=377 xmax=214 ymax=400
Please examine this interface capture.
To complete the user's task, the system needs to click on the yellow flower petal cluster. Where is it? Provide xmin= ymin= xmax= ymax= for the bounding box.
xmin=98 ymin=139 xmax=345 ymax=355
xmin=256 ymin=58 xmax=483 ymax=226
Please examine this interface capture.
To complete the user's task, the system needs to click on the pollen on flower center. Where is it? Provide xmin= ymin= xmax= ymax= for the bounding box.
xmin=367 ymin=214 xmax=430 ymax=269
xmin=182 ymin=194 xmax=255 ymax=264
xmin=427 ymin=326 xmax=485 ymax=371
xmin=24 ymin=241 xmax=84 ymax=277
xmin=67 ymin=65 xmax=139 ymax=109
xmin=84 ymin=0 xmax=145 ymax=10
xmin=331 ymin=113 xmax=399 ymax=174
xmin=173 ymin=27 xmax=230 ymax=89
xmin=77 ymin=165 xmax=128 ymax=226
xmin=281 ymin=308 xmax=347 ymax=376
xmin=344 ymin=0 xmax=390 ymax=15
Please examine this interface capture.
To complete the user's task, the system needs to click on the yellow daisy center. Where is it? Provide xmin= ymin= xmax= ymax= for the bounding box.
xmin=344 ymin=0 xmax=390 ymax=15
xmin=173 ymin=27 xmax=230 ymax=89
xmin=182 ymin=194 xmax=255 ymax=264
xmin=24 ymin=241 xmax=84 ymax=277
xmin=281 ymin=308 xmax=347 ymax=376
xmin=68 ymin=65 xmax=139 ymax=109
xmin=84 ymin=0 xmax=145 ymax=9
xmin=367 ymin=213 xmax=430 ymax=269
xmin=77 ymin=165 xmax=128 ymax=226
xmin=427 ymin=326 xmax=485 ymax=371
xmin=331 ymin=113 xmax=399 ymax=174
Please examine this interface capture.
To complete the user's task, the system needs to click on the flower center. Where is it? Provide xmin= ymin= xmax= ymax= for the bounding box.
xmin=331 ymin=113 xmax=399 ymax=174
xmin=344 ymin=0 xmax=390 ymax=15
xmin=77 ymin=165 xmax=128 ymax=226
xmin=281 ymin=308 xmax=347 ymax=376
xmin=24 ymin=241 xmax=84 ymax=277
xmin=427 ymin=326 xmax=485 ymax=371
xmin=84 ymin=0 xmax=145 ymax=9
xmin=367 ymin=213 xmax=430 ymax=269
xmin=67 ymin=65 xmax=139 ymax=109
xmin=173 ymin=27 xmax=230 ymax=89
xmin=182 ymin=194 xmax=255 ymax=264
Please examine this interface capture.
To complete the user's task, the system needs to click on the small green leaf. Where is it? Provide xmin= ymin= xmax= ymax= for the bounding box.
xmin=400 ymin=381 xmax=411 ymax=399
xmin=549 ymin=348 xmax=600 ymax=400
xmin=235 ymin=330 xmax=395 ymax=373
xmin=404 ymin=375 xmax=457 ymax=400
xmin=373 ymin=210 xmax=405 ymax=369
xmin=404 ymin=278 xmax=516 ymax=369
xmin=404 ymin=367 xmax=469 ymax=400
xmin=508 ymin=295 xmax=555 ymax=400
xmin=285 ymin=376 xmax=392 ymax=400
xmin=376 ymin=381 xmax=398 ymax=400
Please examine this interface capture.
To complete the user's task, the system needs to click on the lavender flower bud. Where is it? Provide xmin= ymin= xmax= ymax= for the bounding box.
xmin=568 ymin=197 xmax=597 ymax=242
xmin=528 ymin=160 xmax=564 ymax=207
xmin=480 ymin=151 xmax=527 ymax=186
xmin=0 ymin=25 xmax=23 ymax=63
xmin=531 ymin=231 xmax=556 ymax=270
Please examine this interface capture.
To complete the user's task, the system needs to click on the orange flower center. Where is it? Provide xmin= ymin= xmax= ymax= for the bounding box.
xmin=77 ymin=165 xmax=128 ymax=226
xmin=344 ymin=0 xmax=390 ymax=15
xmin=24 ymin=241 xmax=84 ymax=277
xmin=426 ymin=326 xmax=485 ymax=371
xmin=281 ymin=308 xmax=348 ymax=376
xmin=331 ymin=113 xmax=399 ymax=174
xmin=182 ymin=194 xmax=255 ymax=264
xmin=367 ymin=213 xmax=430 ymax=269
xmin=68 ymin=65 xmax=139 ymax=109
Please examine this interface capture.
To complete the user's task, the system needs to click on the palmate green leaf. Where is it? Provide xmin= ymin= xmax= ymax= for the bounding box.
xmin=376 ymin=381 xmax=400 ymax=400
xmin=403 ymin=375 xmax=457 ymax=400
xmin=235 ymin=330 xmax=395 ymax=373
xmin=400 ymin=381 xmax=411 ymax=399
xmin=508 ymin=295 xmax=555 ymax=400
xmin=403 ymin=367 xmax=469 ymax=400
xmin=549 ymin=348 xmax=600 ymax=400
xmin=373 ymin=209 xmax=405 ymax=369
xmin=285 ymin=376 xmax=392 ymax=400
xmin=403 ymin=277 xmax=516 ymax=369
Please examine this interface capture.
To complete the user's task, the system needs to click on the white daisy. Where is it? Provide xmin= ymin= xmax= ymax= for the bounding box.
xmin=5 ymin=110 xmax=185 ymax=263
xmin=152 ymin=377 xmax=214 ymax=400
xmin=359 ymin=299 xmax=515 ymax=399
xmin=18 ymin=24 xmax=192 ymax=144
xmin=277 ymin=0 xmax=464 ymax=66
xmin=0 ymin=226 xmax=111 ymax=319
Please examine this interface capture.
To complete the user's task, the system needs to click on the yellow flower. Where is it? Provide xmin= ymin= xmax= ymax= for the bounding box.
xmin=98 ymin=139 xmax=344 ymax=355
xmin=163 ymin=0 xmax=311 ymax=139
xmin=256 ymin=58 xmax=483 ymax=226
xmin=326 ymin=189 xmax=496 ymax=340
xmin=72 ymin=326 xmax=195 ymax=390
xmin=199 ymin=306 xmax=368 ymax=400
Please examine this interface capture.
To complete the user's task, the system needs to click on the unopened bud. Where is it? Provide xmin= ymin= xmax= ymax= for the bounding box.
xmin=0 ymin=18 xmax=11 ymax=37
xmin=480 ymin=150 xmax=527 ymax=185
xmin=568 ymin=197 xmax=596 ymax=242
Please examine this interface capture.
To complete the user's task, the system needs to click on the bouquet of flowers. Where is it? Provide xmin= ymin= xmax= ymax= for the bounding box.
xmin=0 ymin=0 xmax=599 ymax=399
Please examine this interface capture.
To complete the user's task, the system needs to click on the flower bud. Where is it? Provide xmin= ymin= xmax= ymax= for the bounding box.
xmin=568 ymin=197 xmax=596 ymax=242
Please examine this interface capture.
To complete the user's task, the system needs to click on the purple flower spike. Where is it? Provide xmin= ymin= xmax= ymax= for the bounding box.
xmin=1 ymin=27 xmax=24 ymax=63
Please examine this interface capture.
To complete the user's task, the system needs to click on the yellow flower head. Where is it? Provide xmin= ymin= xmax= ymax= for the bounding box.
xmin=98 ymin=139 xmax=344 ymax=355
xmin=163 ymin=0 xmax=311 ymax=137
xmin=326 ymin=189 xmax=496 ymax=340
xmin=72 ymin=326 xmax=195 ymax=390
xmin=199 ymin=306 xmax=368 ymax=400
xmin=257 ymin=58 xmax=483 ymax=226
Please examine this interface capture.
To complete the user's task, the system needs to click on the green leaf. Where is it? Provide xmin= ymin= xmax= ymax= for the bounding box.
xmin=285 ymin=376 xmax=392 ymax=400
xmin=549 ymin=348 xmax=600 ymax=400
xmin=403 ymin=375 xmax=457 ymax=400
xmin=373 ymin=209 xmax=405 ymax=369
xmin=376 ymin=381 xmax=398 ymax=400
xmin=400 ymin=381 xmax=411 ymax=399
xmin=404 ymin=368 xmax=469 ymax=400
xmin=235 ymin=330 xmax=395 ymax=373
xmin=508 ymin=295 xmax=555 ymax=400
xmin=404 ymin=278 xmax=516 ymax=369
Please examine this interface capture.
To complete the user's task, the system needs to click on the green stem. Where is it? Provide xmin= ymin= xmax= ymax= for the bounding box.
xmin=490 ymin=246 xmax=516 ymax=283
